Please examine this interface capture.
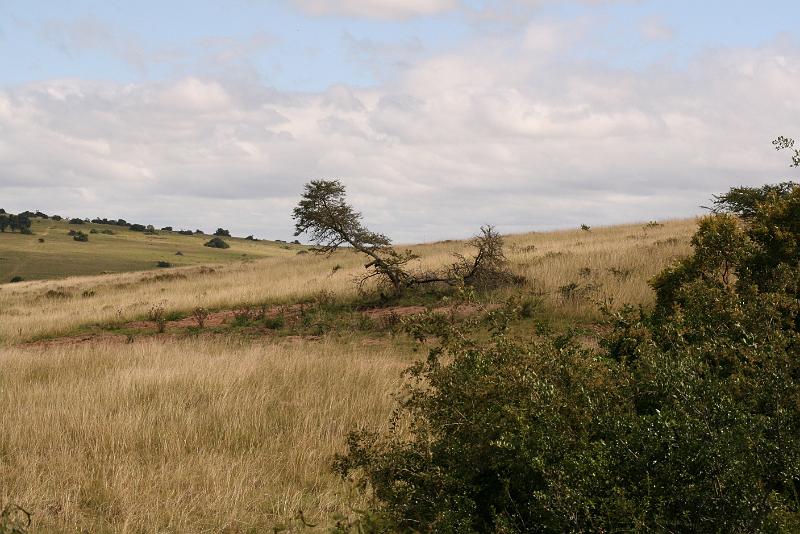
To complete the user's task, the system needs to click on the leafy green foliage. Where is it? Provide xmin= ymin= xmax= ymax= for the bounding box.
xmin=710 ymin=181 xmax=796 ymax=219
xmin=773 ymin=135 xmax=800 ymax=168
xmin=334 ymin=182 xmax=800 ymax=533
xmin=72 ymin=231 xmax=89 ymax=242
xmin=204 ymin=237 xmax=230 ymax=249
xmin=0 ymin=213 xmax=32 ymax=233
xmin=656 ymin=182 xmax=799 ymax=318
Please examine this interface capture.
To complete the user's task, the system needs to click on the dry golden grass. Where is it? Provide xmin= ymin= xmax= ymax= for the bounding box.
xmin=0 ymin=219 xmax=696 ymax=345
xmin=0 ymin=337 xmax=409 ymax=532
xmin=0 ymin=219 xmax=698 ymax=532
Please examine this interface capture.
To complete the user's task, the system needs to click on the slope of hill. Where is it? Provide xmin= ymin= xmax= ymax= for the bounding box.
xmin=0 ymin=217 xmax=697 ymax=532
xmin=0 ymin=217 xmax=302 ymax=282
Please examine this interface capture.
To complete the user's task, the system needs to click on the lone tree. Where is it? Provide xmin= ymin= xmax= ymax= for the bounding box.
xmin=293 ymin=180 xmax=415 ymax=293
xmin=292 ymin=179 xmax=516 ymax=295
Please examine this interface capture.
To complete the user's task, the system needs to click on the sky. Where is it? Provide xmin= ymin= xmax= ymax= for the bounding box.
xmin=1 ymin=0 xmax=799 ymax=242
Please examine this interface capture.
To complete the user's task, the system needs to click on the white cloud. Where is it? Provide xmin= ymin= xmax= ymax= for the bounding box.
xmin=1 ymin=35 xmax=799 ymax=242
xmin=641 ymin=16 xmax=674 ymax=41
xmin=292 ymin=0 xmax=457 ymax=19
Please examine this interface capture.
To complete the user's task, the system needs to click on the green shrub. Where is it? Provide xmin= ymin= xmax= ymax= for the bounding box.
xmin=156 ymin=261 xmax=171 ymax=268
xmin=232 ymin=308 xmax=255 ymax=326
xmin=334 ymin=183 xmax=800 ymax=533
xmin=263 ymin=314 xmax=285 ymax=330
xmin=72 ymin=231 xmax=89 ymax=242
xmin=204 ymin=237 xmax=230 ymax=249
xmin=9 ymin=276 xmax=23 ymax=283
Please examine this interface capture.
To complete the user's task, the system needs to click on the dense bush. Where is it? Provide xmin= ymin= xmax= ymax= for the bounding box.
xmin=335 ymin=183 xmax=800 ymax=533
xmin=72 ymin=231 xmax=89 ymax=242
xmin=91 ymin=217 xmax=128 ymax=226
xmin=214 ymin=228 xmax=231 ymax=237
xmin=0 ymin=213 xmax=32 ymax=233
xmin=204 ymin=237 xmax=229 ymax=249
xmin=68 ymin=218 xmax=84 ymax=224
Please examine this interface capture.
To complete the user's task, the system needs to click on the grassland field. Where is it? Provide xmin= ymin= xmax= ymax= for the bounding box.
xmin=0 ymin=217 xmax=697 ymax=532
xmin=0 ymin=217 xmax=302 ymax=283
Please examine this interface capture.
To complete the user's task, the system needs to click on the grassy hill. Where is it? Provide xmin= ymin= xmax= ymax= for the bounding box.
xmin=0 ymin=217 xmax=697 ymax=532
xmin=0 ymin=217 xmax=302 ymax=282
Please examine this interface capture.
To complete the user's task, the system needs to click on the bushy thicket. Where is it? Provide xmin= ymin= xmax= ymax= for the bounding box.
xmin=204 ymin=237 xmax=230 ymax=249
xmin=334 ymin=183 xmax=800 ymax=533
xmin=0 ymin=213 xmax=31 ymax=233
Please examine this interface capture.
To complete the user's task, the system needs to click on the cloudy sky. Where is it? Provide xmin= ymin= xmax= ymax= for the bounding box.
xmin=1 ymin=1 xmax=799 ymax=242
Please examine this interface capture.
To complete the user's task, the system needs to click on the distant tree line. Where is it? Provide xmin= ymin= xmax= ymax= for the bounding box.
xmin=1 ymin=208 xmax=292 ymax=243
xmin=0 ymin=212 xmax=32 ymax=233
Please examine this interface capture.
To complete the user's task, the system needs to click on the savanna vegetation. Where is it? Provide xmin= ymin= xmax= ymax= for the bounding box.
xmin=0 ymin=216 xmax=302 ymax=283
xmin=1 ymin=145 xmax=798 ymax=532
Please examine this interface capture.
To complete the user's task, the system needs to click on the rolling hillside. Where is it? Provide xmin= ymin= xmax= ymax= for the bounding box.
xmin=0 ymin=217 xmax=303 ymax=282
xmin=0 ymin=217 xmax=698 ymax=531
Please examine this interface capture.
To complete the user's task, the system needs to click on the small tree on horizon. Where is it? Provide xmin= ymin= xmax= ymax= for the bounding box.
xmin=292 ymin=180 xmax=416 ymax=293
xmin=292 ymin=179 xmax=517 ymax=295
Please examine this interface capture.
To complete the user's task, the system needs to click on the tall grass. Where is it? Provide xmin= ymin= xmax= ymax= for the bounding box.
xmin=0 ymin=219 xmax=698 ymax=532
xmin=0 ymin=219 xmax=695 ymax=345
xmin=0 ymin=337 xmax=408 ymax=532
